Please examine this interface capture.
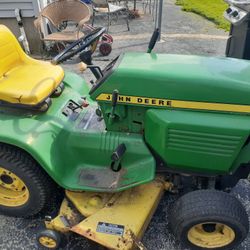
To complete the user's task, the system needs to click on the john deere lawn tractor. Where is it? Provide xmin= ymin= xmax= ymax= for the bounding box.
xmin=0 ymin=24 xmax=249 ymax=250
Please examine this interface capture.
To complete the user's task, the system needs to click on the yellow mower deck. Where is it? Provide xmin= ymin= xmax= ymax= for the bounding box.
xmin=45 ymin=178 xmax=170 ymax=249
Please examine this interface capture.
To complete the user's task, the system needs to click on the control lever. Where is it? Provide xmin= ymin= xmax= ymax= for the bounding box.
xmin=111 ymin=143 xmax=126 ymax=172
xmin=147 ymin=28 xmax=160 ymax=53
xmin=109 ymin=90 xmax=119 ymax=124
xmin=87 ymin=65 xmax=103 ymax=79
xmin=79 ymin=50 xmax=103 ymax=79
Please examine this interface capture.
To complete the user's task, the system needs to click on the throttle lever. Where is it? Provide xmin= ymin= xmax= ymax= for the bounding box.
xmin=109 ymin=89 xmax=119 ymax=124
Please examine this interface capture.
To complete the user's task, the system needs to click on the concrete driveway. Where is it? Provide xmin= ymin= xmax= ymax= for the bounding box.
xmin=0 ymin=0 xmax=249 ymax=249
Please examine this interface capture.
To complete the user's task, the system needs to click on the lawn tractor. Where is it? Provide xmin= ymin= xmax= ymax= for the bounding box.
xmin=0 ymin=24 xmax=249 ymax=250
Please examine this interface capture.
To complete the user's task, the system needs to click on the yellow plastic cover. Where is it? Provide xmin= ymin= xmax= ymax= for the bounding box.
xmin=0 ymin=25 xmax=64 ymax=105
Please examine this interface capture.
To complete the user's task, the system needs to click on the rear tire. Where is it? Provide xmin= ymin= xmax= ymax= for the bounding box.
xmin=0 ymin=143 xmax=55 ymax=217
xmin=169 ymin=189 xmax=249 ymax=250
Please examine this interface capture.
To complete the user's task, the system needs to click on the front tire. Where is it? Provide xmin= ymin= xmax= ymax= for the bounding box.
xmin=0 ymin=143 xmax=54 ymax=217
xmin=169 ymin=190 xmax=249 ymax=250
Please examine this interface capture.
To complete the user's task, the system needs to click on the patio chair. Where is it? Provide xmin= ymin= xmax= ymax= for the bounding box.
xmin=34 ymin=0 xmax=91 ymax=49
xmin=144 ymin=0 xmax=156 ymax=15
xmin=91 ymin=0 xmax=130 ymax=31
xmin=134 ymin=0 xmax=156 ymax=14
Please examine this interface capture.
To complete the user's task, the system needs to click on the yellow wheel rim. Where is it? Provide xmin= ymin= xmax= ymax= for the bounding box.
xmin=0 ymin=167 xmax=29 ymax=207
xmin=188 ymin=222 xmax=235 ymax=248
xmin=39 ymin=236 xmax=57 ymax=248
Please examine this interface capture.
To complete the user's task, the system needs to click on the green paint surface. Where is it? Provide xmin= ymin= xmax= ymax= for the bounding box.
xmin=90 ymin=52 xmax=250 ymax=175
xmin=145 ymin=109 xmax=250 ymax=174
xmin=92 ymin=53 xmax=250 ymax=106
xmin=0 ymin=71 xmax=155 ymax=192
xmin=2 ymin=52 xmax=250 ymax=191
xmin=91 ymin=53 xmax=250 ymax=134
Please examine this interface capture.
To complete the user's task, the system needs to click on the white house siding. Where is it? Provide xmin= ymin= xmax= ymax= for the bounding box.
xmin=0 ymin=0 xmax=40 ymax=18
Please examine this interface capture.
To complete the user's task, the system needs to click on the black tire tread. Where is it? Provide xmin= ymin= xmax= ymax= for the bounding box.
xmin=37 ymin=229 xmax=61 ymax=249
xmin=169 ymin=189 xmax=249 ymax=250
xmin=0 ymin=143 xmax=55 ymax=217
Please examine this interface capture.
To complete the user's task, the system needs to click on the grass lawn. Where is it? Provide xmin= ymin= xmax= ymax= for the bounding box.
xmin=176 ymin=0 xmax=230 ymax=31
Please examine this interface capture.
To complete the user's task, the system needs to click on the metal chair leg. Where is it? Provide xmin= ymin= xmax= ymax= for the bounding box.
xmin=126 ymin=18 xmax=130 ymax=31
xmin=107 ymin=13 xmax=110 ymax=32
xmin=126 ymin=10 xmax=130 ymax=31
xmin=92 ymin=11 xmax=95 ymax=26
xmin=144 ymin=0 xmax=149 ymax=13
xmin=152 ymin=0 xmax=156 ymax=21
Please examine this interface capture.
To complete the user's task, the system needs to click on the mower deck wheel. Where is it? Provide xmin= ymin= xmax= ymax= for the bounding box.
xmin=37 ymin=229 xmax=61 ymax=249
xmin=169 ymin=189 xmax=249 ymax=250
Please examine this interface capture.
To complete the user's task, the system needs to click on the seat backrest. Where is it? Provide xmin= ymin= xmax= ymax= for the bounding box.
xmin=0 ymin=25 xmax=25 ymax=78
xmin=91 ymin=0 xmax=108 ymax=8
xmin=40 ymin=0 xmax=90 ymax=28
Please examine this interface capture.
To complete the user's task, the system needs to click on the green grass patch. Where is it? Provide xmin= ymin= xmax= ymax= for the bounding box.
xmin=176 ymin=0 xmax=230 ymax=31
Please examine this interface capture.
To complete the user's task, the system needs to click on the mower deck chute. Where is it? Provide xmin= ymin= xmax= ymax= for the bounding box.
xmin=45 ymin=178 xmax=167 ymax=249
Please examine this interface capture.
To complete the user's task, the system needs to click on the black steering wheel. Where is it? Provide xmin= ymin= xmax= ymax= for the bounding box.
xmin=51 ymin=27 xmax=106 ymax=65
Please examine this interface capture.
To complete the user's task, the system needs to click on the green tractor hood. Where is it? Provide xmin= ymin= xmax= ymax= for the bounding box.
xmin=90 ymin=53 xmax=250 ymax=175
xmin=91 ymin=52 xmax=250 ymax=108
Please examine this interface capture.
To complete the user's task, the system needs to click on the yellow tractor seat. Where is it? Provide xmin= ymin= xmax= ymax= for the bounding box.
xmin=0 ymin=25 xmax=64 ymax=107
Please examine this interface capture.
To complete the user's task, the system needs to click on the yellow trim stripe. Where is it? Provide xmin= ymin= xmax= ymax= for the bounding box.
xmin=96 ymin=93 xmax=250 ymax=114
